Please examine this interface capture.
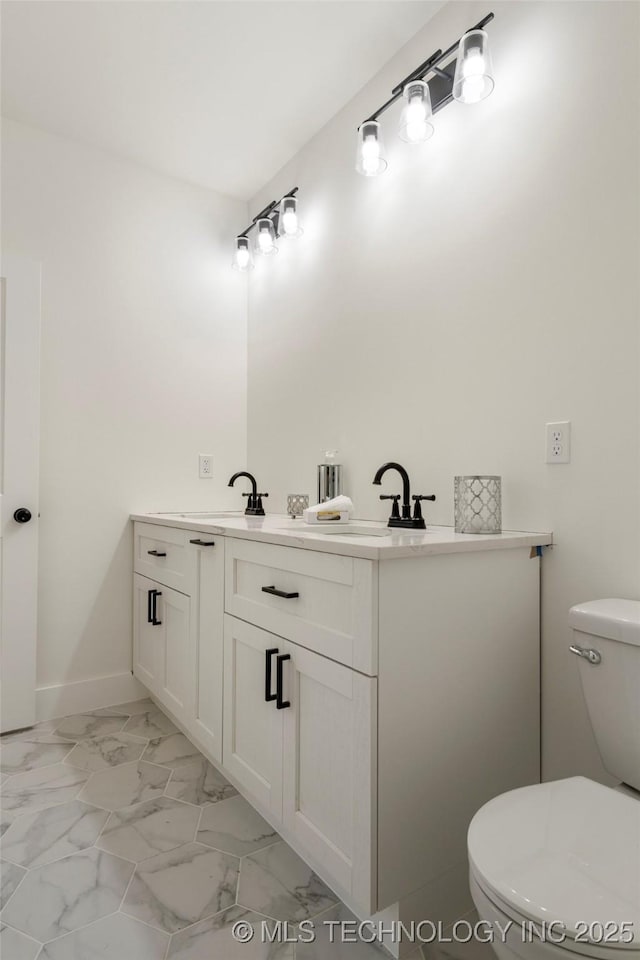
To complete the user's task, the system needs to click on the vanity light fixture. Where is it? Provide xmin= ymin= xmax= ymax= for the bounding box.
xmin=355 ymin=11 xmax=495 ymax=176
xmin=453 ymin=29 xmax=494 ymax=104
xmin=279 ymin=194 xmax=303 ymax=239
xmin=231 ymin=187 xmax=301 ymax=270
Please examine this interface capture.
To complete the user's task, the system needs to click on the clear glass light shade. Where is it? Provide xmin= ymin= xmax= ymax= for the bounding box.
xmin=355 ymin=120 xmax=388 ymax=177
xmin=279 ymin=195 xmax=303 ymax=239
xmin=453 ymin=29 xmax=495 ymax=104
xmin=232 ymin=235 xmax=254 ymax=271
xmin=398 ymin=80 xmax=434 ymax=144
xmin=255 ymin=218 xmax=278 ymax=255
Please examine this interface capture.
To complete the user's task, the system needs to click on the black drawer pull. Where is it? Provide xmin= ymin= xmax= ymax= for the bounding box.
xmin=189 ymin=539 xmax=216 ymax=547
xmin=265 ymin=648 xmax=279 ymax=702
xmin=150 ymin=589 xmax=162 ymax=626
xmin=276 ymin=653 xmax=291 ymax=709
xmin=147 ymin=549 xmax=167 ymax=557
xmin=262 ymin=585 xmax=299 ymax=600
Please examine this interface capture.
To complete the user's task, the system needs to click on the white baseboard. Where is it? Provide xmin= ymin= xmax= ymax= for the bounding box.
xmin=36 ymin=672 xmax=147 ymax=721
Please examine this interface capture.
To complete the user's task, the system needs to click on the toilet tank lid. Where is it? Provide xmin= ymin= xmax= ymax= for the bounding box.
xmin=569 ymin=598 xmax=640 ymax=646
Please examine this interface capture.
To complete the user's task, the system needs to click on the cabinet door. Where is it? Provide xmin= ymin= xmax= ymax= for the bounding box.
xmin=282 ymin=640 xmax=377 ymax=914
xmin=223 ymin=616 xmax=283 ymax=818
xmin=155 ymin=586 xmax=191 ymax=724
xmin=133 ymin=574 xmax=162 ymax=694
xmin=190 ymin=537 xmax=223 ymax=763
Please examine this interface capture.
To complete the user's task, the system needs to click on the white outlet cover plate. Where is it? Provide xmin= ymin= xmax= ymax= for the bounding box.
xmin=545 ymin=421 xmax=571 ymax=463
xmin=199 ymin=454 xmax=213 ymax=478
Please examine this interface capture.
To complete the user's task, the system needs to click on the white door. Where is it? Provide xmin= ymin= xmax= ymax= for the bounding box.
xmin=282 ymin=640 xmax=377 ymax=913
xmin=223 ymin=615 xmax=284 ymax=817
xmin=0 ymin=256 xmax=41 ymax=733
xmin=133 ymin=573 xmax=162 ymax=694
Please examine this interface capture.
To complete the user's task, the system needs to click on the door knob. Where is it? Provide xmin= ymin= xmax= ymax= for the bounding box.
xmin=13 ymin=508 xmax=32 ymax=524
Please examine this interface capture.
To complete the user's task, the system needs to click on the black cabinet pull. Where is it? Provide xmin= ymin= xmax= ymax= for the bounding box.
xmin=261 ymin=586 xmax=300 ymax=600
xmin=147 ymin=589 xmax=154 ymax=624
xmin=276 ymin=654 xmax=291 ymax=709
xmin=147 ymin=549 xmax=167 ymax=557
xmin=189 ymin=539 xmax=216 ymax=547
xmin=151 ymin=590 xmax=162 ymax=626
xmin=265 ymin=648 xmax=279 ymax=702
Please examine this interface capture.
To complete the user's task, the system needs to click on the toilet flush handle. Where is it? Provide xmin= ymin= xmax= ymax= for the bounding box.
xmin=569 ymin=644 xmax=602 ymax=665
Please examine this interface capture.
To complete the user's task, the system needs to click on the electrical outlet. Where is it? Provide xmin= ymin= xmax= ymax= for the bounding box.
xmin=199 ymin=454 xmax=213 ymax=479
xmin=545 ymin=422 xmax=571 ymax=463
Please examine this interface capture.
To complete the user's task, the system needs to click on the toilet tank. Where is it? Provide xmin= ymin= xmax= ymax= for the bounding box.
xmin=569 ymin=599 xmax=640 ymax=791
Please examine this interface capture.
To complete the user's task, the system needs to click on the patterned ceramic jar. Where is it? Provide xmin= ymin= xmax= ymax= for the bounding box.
xmin=287 ymin=494 xmax=309 ymax=519
xmin=454 ymin=476 xmax=502 ymax=534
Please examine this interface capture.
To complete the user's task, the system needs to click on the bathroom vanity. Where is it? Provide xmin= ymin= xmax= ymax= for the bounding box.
xmin=130 ymin=512 xmax=551 ymax=951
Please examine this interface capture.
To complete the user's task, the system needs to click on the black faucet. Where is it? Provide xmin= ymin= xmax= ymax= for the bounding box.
xmin=372 ymin=461 xmax=436 ymax=530
xmin=228 ymin=471 xmax=269 ymax=517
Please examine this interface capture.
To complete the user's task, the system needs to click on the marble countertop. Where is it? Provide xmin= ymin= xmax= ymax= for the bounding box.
xmin=131 ymin=512 xmax=553 ymax=561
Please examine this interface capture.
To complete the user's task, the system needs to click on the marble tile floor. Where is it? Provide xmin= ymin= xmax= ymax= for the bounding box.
xmin=0 ymin=698 xmax=436 ymax=960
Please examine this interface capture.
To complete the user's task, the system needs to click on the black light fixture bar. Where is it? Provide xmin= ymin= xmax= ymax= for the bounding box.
xmin=238 ymin=187 xmax=299 ymax=237
xmin=364 ymin=11 xmax=494 ymax=123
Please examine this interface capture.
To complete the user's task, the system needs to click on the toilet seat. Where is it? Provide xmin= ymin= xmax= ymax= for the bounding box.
xmin=469 ymin=869 xmax=632 ymax=960
xmin=468 ymin=777 xmax=640 ymax=955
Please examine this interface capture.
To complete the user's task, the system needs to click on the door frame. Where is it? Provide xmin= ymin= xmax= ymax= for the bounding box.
xmin=0 ymin=255 xmax=42 ymax=733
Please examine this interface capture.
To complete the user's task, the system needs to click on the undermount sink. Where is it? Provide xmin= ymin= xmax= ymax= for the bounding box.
xmin=280 ymin=523 xmax=392 ymax=538
xmin=159 ymin=511 xmax=243 ymax=519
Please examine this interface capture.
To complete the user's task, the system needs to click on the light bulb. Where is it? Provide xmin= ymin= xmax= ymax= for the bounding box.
xmin=282 ymin=210 xmax=297 ymax=235
xmin=232 ymin=236 xmax=253 ymax=271
xmin=398 ymin=80 xmax=434 ymax=144
xmin=258 ymin=229 xmax=273 ymax=253
xmin=453 ymin=30 xmax=494 ymax=104
xmin=362 ymin=136 xmax=380 ymax=174
xmin=279 ymin=195 xmax=303 ymax=238
xmin=461 ymin=49 xmax=486 ymax=103
xmin=355 ymin=120 xmax=388 ymax=177
xmin=255 ymin=218 xmax=278 ymax=255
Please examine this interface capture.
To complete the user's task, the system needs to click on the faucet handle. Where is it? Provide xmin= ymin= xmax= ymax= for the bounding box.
xmin=412 ymin=494 xmax=436 ymax=522
xmin=380 ymin=494 xmax=401 ymax=520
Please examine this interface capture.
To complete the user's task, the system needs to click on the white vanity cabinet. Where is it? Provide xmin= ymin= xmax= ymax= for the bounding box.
xmin=132 ymin=515 xmax=548 ymax=941
xmin=132 ymin=522 xmax=224 ymax=762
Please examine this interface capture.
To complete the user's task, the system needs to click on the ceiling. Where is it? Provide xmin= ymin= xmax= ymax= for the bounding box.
xmin=1 ymin=1 xmax=443 ymax=200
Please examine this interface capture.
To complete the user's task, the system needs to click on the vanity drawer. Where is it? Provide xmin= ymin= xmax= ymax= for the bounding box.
xmin=224 ymin=538 xmax=377 ymax=674
xmin=133 ymin=522 xmax=196 ymax=594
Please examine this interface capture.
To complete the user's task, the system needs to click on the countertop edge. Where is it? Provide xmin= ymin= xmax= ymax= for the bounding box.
xmin=130 ymin=513 xmax=553 ymax=561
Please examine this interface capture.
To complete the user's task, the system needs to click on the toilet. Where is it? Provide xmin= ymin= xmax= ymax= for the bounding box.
xmin=468 ymin=599 xmax=640 ymax=960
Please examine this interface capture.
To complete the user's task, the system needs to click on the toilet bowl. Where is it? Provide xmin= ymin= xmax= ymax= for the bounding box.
xmin=467 ymin=600 xmax=640 ymax=960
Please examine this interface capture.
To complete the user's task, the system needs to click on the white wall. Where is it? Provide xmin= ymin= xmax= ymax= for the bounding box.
xmin=2 ymin=119 xmax=248 ymax=710
xmin=247 ymin=1 xmax=640 ymax=783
